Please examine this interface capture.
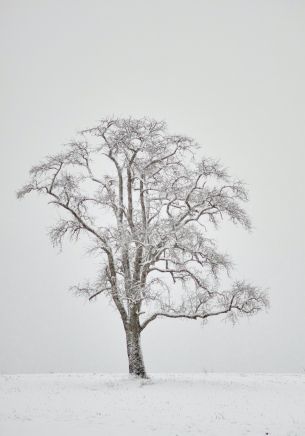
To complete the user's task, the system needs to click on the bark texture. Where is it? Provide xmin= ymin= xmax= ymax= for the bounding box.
xmin=125 ymin=326 xmax=147 ymax=378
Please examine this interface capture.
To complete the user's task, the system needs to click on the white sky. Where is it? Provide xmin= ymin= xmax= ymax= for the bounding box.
xmin=1 ymin=0 xmax=304 ymax=374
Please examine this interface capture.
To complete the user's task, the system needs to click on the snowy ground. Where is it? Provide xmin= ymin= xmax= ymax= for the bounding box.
xmin=0 ymin=373 xmax=304 ymax=436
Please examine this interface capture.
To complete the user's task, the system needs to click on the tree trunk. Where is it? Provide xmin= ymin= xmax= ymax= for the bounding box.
xmin=125 ymin=326 xmax=147 ymax=378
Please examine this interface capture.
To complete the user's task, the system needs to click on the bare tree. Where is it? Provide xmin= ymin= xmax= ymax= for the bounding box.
xmin=17 ymin=117 xmax=268 ymax=378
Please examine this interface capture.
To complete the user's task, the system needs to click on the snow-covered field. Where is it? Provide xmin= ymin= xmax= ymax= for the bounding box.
xmin=0 ymin=373 xmax=304 ymax=436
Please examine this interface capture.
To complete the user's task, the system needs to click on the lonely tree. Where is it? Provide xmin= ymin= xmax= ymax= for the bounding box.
xmin=18 ymin=117 xmax=268 ymax=378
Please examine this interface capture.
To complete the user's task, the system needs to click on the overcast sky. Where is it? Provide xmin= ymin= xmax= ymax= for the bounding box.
xmin=1 ymin=0 xmax=304 ymax=374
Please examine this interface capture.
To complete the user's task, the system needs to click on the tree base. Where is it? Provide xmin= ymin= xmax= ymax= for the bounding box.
xmin=126 ymin=329 xmax=147 ymax=379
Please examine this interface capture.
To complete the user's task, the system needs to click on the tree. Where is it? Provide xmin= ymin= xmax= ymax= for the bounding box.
xmin=17 ymin=117 xmax=268 ymax=378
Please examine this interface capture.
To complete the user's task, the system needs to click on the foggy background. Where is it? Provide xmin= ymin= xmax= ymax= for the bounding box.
xmin=1 ymin=0 xmax=304 ymax=374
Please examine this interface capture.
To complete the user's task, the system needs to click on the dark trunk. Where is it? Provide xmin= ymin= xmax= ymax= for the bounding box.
xmin=125 ymin=326 xmax=147 ymax=378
